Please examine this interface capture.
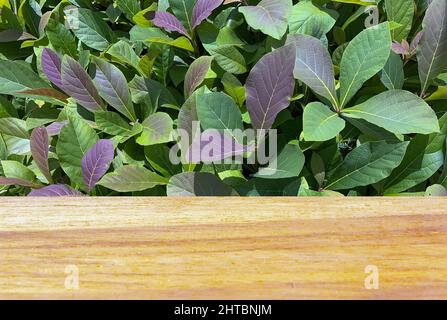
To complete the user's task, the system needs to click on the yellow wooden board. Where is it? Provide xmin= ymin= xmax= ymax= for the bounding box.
xmin=1 ymin=197 xmax=447 ymax=299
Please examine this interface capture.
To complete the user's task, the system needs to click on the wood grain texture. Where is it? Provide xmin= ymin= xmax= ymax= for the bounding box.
xmin=1 ymin=197 xmax=447 ymax=300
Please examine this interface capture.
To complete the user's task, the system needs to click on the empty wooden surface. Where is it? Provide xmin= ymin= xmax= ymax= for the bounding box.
xmin=1 ymin=197 xmax=447 ymax=300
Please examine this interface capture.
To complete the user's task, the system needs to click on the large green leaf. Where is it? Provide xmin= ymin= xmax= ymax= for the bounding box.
xmin=239 ymin=0 xmax=292 ymax=40
xmin=326 ymin=141 xmax=409 ymax=190
xmin=0 ymin=118 xmax=29 ymax=139
xmin=343 ymin=90 xmax=439 ymax=134
xmin=288 ymin=1 xmax=336 ymax=39
xmin=0 ymin=60 xmax=50 ymax=95
xmin=209 ymin=45 xmax=247 ymax=75
xmin=98 ymin=165 xmax=168 ymax=192
xmin=339 ymin=23 xmax=392 ymax=107
xmin=196 ymin=91 xmax=243 ymax=131
xmin=64 ymin=7 xmax=116 ymax=51
xmin=384 ymin=115 xmax=447 ymax=194
xmin=303 ymin=102 xmax=345 ymax=141
xmin=385 ymin=0 xmax=414 ymax=42
xmin=56 ymin=108 xmax=99 ymax=188
xmin=136 ymin=112 xmax=174 ymax=146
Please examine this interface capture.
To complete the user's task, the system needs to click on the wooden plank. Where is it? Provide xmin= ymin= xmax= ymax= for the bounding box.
xmin=1 ymin=197 xmax=447 ymax=299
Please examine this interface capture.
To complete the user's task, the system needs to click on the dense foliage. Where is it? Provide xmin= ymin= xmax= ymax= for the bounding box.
xmin=0 ymin=0 xmax=446 ymax=196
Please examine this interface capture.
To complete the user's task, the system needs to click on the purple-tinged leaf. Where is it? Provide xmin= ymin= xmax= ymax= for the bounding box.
xmin=417 ymin=0 xmax=447 ymax=95
xmin=0 ymin=30 xmax=36 ymax=42
xmin=287 ymin=34 xmax=338 ymax=108
xmin=93 ymin=59 xmax=136 ymax=121
xmin=46 ymin=121 xmax=68 ymax=136
xmin=245 ymin=45 xmax=296 ymax=129
xmin=152 ymin=11 xmax=190 ymax=38
xmin=391 ymin=41 xmax=408 ymax=55
xmin=28 ymin=184 xmax=83 ymax=196
xmin=30 ymin=126 xmax=53 ymax=183
xmin=239 ymin=0 xmax=292 ymax=40
xmin=82 ymin=139 xmax=115 ymax=192
xmin=41 ymin=48 xmax=64 ymax=89
xmin=0 ymin=177 xmax=42 ymax=189
xmin=61 ymin=56 xmax=104 ymax=112
xmin=187 ymin=130 xmax=253 ymax=163
xmin=184 ymin=56 xmax=213 ymax=97
xmin=192 ymin=0 xmax=223 ymax=29
xmin=17 ymin=88 xmax=69 ymax=102
xmin=410 ymin=31 xmax=423 ymax=54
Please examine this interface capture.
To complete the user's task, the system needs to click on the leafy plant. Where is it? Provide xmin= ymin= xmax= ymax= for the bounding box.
xmin=0 ymin=0 xmax=446 ymax=197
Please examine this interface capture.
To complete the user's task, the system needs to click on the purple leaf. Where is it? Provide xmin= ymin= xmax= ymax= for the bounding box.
xmin=417 ymin=0 xmax=447 ymax=95
xmin=184 ymin=56 xmax=213 ymax=97
xmin=61 ymin=55 xmax=104 ymax=112
xmin=410 ymin=31 xmax=423 ymax=54
xmin=391 ymin=41 xmax=409 ymax=55
xmin=46 ymin=121 xmax=68 ymax=136
xmin=192 ymin=0 xmax=223 ymax=29
xmin=82 ymin=139 xmax=115 ymax=192
xmin=0 ymin=177 xmax=42 ymax=189
xmin=287 ymin=34 xmax=338 ymax=108
xmin=30 ymin=126 xmax=53 ymax=183
xmin=245 ymin=45 xmax=296 ymax=129
xmin=41 ymin=48 xmax=64 ymax=89
xmin=93 ymin=58 xmax=136 ymax=121
xmin=152 ymin=11 xmax=190 ymax=38
xmin=28 ymin=184 xmax=83 ymax=196
xmin=187 ymin=130 xmax=253 ymax=163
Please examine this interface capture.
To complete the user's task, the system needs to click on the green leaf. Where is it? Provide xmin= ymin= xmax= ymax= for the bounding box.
xmin=255 ymin=143 xmax=305 ymax=179
xmin=221 ymin=72 xmax=245 ymax=107
xmin=288 ymin=1 xmax=336 ymax=39
xmin=209 ymin=45 xmax=247 ymax=74
xmin=385 ymin=0 xmax=414 ymax=42
xmin=1 ymin=160 xmax=36 ymax=182
xmin=146 ymin=36 xmax=194 ymax=52
xmin=98 ymin=165 xmax=168 ymax=192
xmin=196 ymin=91 xmax=243 ymax=131
xmin=95 ymin=111 xmax=142 ymax=139
xmin=425 ymin=184 xmax=447 ymax=196
xmin=45 ymin=19 xmax=78 ymax=57
xmin=169 ymin=0 xmax=195 ymax=34
xmin=384 ymin=115 xmax=447 ymax=194
xmin=343 ymin=90 xmax=439 ymax=135
xmin=0 ymin=60 xmax=50 ymax=95
xmin=56 ymin=108 xmax=99 ymax=188
xmin=0 ymin=118 xmax=29 ymax=139
xmin=380 ymin=52 xmax=404 ymax=90
xmin=136 ymin=112 xmax=174 ymax=146
xmin=144 ymin=144 xmax=182 ymax=177
xmin=239 ymin=0 xmax=292 ymax=40
xmin=116 ymin=0 xmax=140 ymax=21
xmin=326 ymin=141 xmax=409 ymax=190
xmin=107 ymin=40 xmax=143 ymax=74
xmin=167 ymin=171 xmax=237 ymax=196
xmin=339 ymin=23 xmax=392 ymax=107
xmin=303 ymin=102 xmax=346 ymax=141
xmin=64 ymin=7 xmax=115 ymax=51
